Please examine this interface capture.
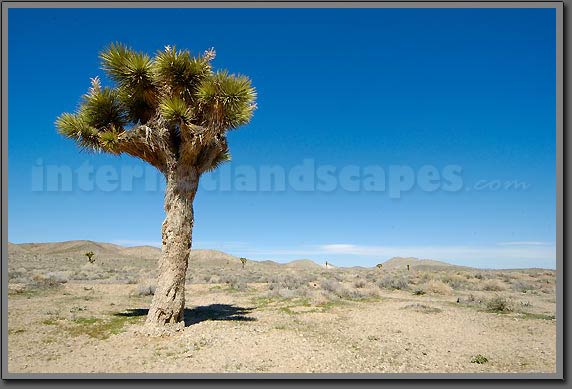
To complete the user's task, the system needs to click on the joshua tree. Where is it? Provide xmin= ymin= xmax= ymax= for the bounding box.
xmin=56 ymin=43 xmax=256 ymax=327
xmin=239 ymin=257 xmax=247 ymax=269
xmin=407 ymin=264 xmax=410 ymax=271
xmin=376 ymin=263 xmax=383 ymax=270
xmin=85 ymin=251 xmax=95 ymax=263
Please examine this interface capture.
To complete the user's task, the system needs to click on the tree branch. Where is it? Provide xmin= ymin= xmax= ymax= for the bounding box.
xmin=116 ymin=124 xmax=175 ymax=172
xmin=178 ymin=124 xmax=222 ymax=167
xmin=196 ymin=137 xmax=229 ymax=174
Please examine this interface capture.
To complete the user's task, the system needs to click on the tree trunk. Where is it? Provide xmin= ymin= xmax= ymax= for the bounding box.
xmin=146 ymin=165 xmax=199 ymax=326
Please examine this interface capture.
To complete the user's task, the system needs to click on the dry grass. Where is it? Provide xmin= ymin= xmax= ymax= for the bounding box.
xmin=481 ymin=279 xmax=508 ymax=292
xmin=423 ymin=280 xmax=453 ymax=295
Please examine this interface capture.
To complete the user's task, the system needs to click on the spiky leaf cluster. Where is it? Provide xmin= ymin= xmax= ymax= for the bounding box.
xmin=197 ymin=71 xmax=257 ymax=130
xmin=56 ymin=43 xmax=256 ymax=172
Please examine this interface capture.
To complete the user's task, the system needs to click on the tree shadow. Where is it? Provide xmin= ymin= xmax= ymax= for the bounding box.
xmin=114 ymin=304 xmax=256 ymax=327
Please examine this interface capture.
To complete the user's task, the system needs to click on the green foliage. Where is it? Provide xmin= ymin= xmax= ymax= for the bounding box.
xmin=56 ymin=113 xmax=100 ymax=151
xmin=100 ymin=44 xmax=158 ymax=123
xmin=80 ymin=78 xmax=128 ymax=130
xmin=57 ymin=42 xmax=256 ymax=167
xmin=196 ymin=71 xmax=257 ymax=130
xmin=98 ymin=130 xmax=121 ymax=154
xmin=100 ymin=43 xmax=156 ymax=95
xmin=240 ymin=257 xmax=247 ymax=269
xmin=159 ymin=95 xmax=193 ymax=124
xmin=470 ymin=354 xmax=489 ymax=364
xmin=153 ymin=45 xmax=213 ymax=103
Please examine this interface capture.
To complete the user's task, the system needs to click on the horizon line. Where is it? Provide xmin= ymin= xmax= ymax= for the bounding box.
xmin=7 ymin=239 xmax=556 ymax=271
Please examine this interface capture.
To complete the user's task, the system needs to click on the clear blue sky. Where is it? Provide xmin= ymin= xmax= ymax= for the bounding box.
xmin=8 ymin=8 xmax=557 ymax=269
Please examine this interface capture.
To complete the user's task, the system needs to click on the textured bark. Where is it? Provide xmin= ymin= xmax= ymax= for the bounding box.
xmin=146 ymin=165 xmax=199 ymax=326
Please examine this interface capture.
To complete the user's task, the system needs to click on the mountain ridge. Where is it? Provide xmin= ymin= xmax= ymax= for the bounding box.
xmin=7 ymin=240 xmax=533 ymax=270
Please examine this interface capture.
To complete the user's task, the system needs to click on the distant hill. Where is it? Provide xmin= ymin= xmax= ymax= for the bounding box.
xmin=7 ymin=240 xmax=473 ymax=271
xmin=284 ymin=259 xmax=322 ymax=270
xmin=15 ymin=240 xmax=122 ymax=256
xmin=189 ymin=249 xmax=242 ymax=267
xmin=380 ymin=256 xmax=467 ymax=271
xmin=119 ymin=245 xmax=161 ymax=259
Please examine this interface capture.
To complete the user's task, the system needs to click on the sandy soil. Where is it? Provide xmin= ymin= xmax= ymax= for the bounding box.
xmin=7 ymin=282 xmax=556 ymax=374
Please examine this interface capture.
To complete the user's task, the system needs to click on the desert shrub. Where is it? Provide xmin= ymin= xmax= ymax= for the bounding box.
xmin=512 ymin=280 xmax=536 ymax=293
xmin=136 ymin=282 xmax=156 ymax=296
xmin=45 ymin=271 xmax=71 ymax=284
xmin=230 ymin=279 xmax=248 ymax=291
xmin=208 ymin=275 xmax=221 ymax=284
xmin=412 ymin=288 xmax=426 ymax=296
xmin=106 ymin=272 xmax=138 ymax=284
xmin=423 ymin=280 xmax=453 ymax=295
xmin=364 ymin=271 xmax=379 ymax=282
xmin=27 ymin=272 xmax=69 ymax=290
xmin=222 ymin=275 xmax=248 ymax=291
xmin=275 ymin=286 xmax=313 ymax=299
xmin=498 ymin=272 xmax=512 ymax=283
xmin=276 ymin=288 xmax=297 ymax=299
xmin=455 ymin=271 xmax=472 ymax=280
xmin=264 ymin=273 xmax=312 ymax=299
xmin=481 ymin=279 xmax=507 ymax=292
xmin=473 ymin=272 xmax=493 ymax=280
xmin=458 ymin=293 xmax=477 ymax=305
xmin=486 ymin=295 xmax=513 ymax=313
xmin=73 ymin=264 xmax=107 ymax=281
xmin=353 ymin=279 xmax=367 ymax=289
xmin=418 ymin=272 xmax=432 ymax=283
xmin=540 ymin=287 xmax=554 ymax=295
xmin=318 ymin=278 xmax=377 ymax=300
xmin=401 ymin=303 xmax=442 ymax=314
xmin=8 ymin=268 xmax=29 ymax=282
xmin=342 ymin=286 xmax=379 ymax=300
xmin=376 ymin=274 xmax=410 ymax=290
xmin=268 ymin=273 xmax=311 ymax=291
xmin=306 ymin=290 xmax=330 ymax=306
xmin=320 ymin=278 xmax=345 ymax=295
xmin=441 ymin=274 xmax=468 ymax=290
xmin=471 ymin=354 xmax=489 ymax=364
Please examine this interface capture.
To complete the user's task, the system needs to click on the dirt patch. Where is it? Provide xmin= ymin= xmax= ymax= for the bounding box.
xmin=7 ymin=282 xmax=556 ymax=374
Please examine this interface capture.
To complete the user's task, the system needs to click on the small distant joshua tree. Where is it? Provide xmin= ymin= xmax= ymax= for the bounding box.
xmin=407 ymin=264 xmax=410 ymax=271
xmin=376 ymin=263 xmax=383 ymax=270
xmin=85 ymin=251 xmax=95 ymax=263
xmin=325 ymin=260 xmax=329 ymax=268
xmin=57 ymin=43 xmax=256 ymax=327
xmin=240 ymin=257 xmax=247 ymax=269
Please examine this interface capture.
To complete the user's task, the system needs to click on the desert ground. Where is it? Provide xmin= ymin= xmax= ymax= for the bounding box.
xmin=6 ymin=241 xmax=556 ymax=374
